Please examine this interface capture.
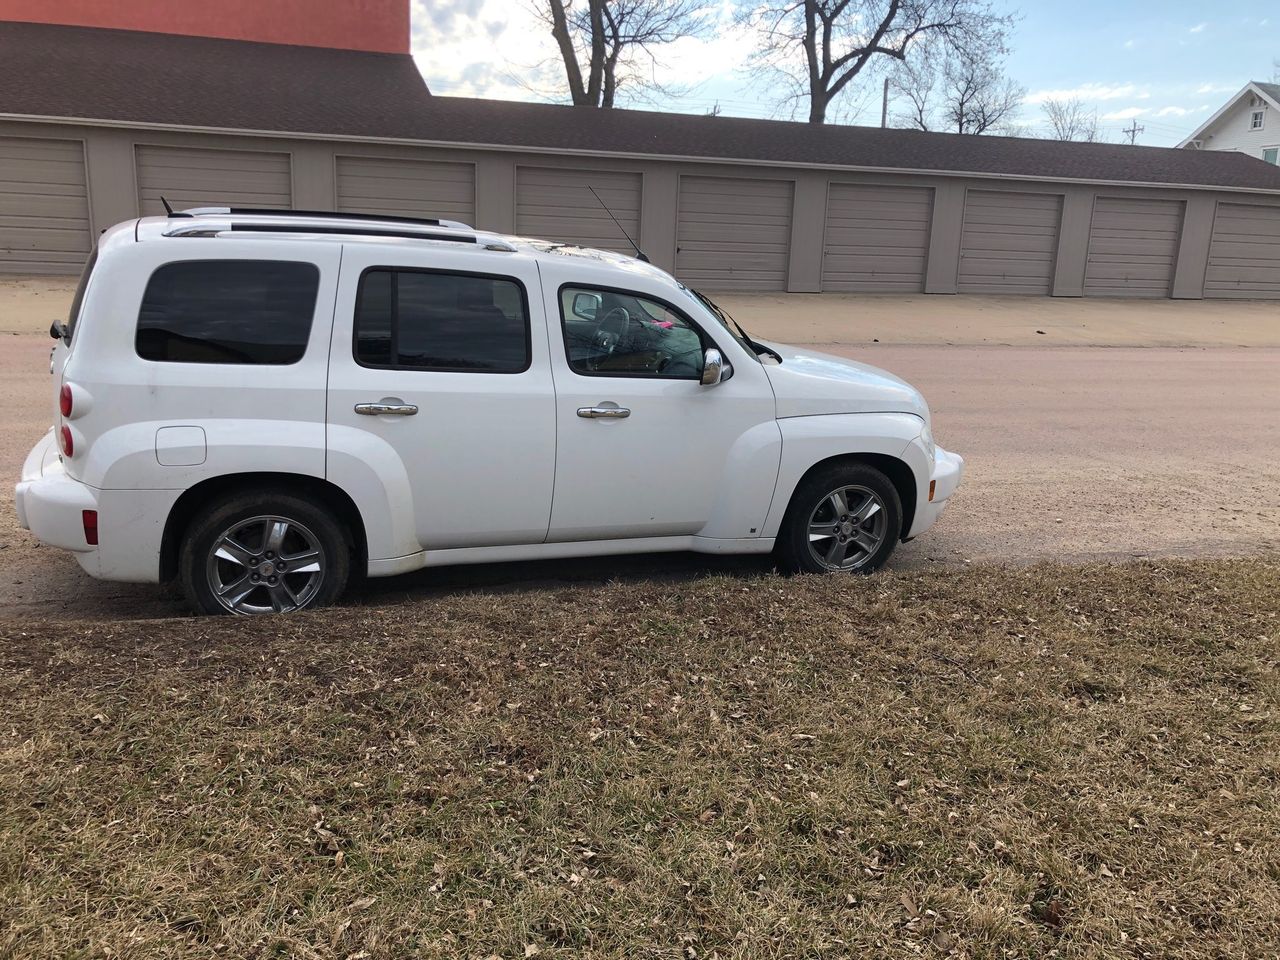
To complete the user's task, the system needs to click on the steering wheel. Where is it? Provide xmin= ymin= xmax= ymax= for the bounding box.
xmin=594 ymin=307 xmax=631 ymax=354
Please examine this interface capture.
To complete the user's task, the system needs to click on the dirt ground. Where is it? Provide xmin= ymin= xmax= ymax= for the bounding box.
xmin=2 ymin=278 xmax=1277 ymax=619
xmin=7 ymin=275 xmax=1280 ymax=346
xmin=720 ymin=291 xmax=1280 ymax=347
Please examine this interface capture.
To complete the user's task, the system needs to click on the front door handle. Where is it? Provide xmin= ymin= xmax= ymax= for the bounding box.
xmin=355 ymin=401 xmax=418 ymax=416
xmin=577 ymin=405 xmax=631 ymax=419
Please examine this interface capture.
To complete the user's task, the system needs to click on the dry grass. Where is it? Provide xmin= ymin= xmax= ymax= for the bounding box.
xmin=1 ymin=559 xmax=1278 ymax=959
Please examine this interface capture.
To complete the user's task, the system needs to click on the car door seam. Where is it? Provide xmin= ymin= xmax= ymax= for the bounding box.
xmin=537 ymin=259 xmax=557 ymax=545
xmin=323 ymin=243 xmax=344 ymax=481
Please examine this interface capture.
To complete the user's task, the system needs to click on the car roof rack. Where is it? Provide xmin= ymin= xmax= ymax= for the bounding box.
xmin=228 ymin=223 xmax=478 ymax=243
xmin=172 ymin=205 xmax=474 ymax=231
xmin=160 ymin=207 xmax=483 ymax=246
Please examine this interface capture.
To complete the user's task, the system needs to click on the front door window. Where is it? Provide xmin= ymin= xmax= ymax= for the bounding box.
xmin=560 ymin=285 xmax=705 ymax=379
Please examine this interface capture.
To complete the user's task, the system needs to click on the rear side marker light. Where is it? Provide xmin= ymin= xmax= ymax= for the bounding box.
xmin=60 ymin=384 xmax=73 ymax=418
xmin=82 ymin=510 xmax=98 ymax=546
xmin=60 ymin=425 xmax=74 ymax=458
xmin=929 ymin=480 xmax=937 ymax=502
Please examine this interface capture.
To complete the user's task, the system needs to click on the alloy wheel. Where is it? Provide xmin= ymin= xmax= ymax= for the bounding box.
xmin=205 ymin=514 xmax=325 ymax=614
xmin=804 ymin=484 xmax=889 ymax=572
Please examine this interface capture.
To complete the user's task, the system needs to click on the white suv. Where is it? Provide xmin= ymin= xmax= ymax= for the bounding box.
xmin=16 ymin=208 xmax=962 ymax=615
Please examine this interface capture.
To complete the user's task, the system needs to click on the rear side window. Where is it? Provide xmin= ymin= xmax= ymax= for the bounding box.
xmin=136 ymin=260 xmax=319 ymax=364
xmin=64 ymin=248 xmax=98 ymax=344
xmin=354 ymin=269 xmax=530 ymax=373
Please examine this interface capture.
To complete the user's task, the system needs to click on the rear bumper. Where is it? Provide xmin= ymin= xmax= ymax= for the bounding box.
xmin=907 ymin=445 xmax=964 ymax=539
xmin=15 ymin=431 xmax=97 ymax=552
xmin=15 ymin=430 xmax=174 ymax=583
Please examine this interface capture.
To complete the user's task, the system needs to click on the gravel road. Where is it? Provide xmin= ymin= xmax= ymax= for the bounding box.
xmin=4 ymin=329 xmax=1276 ymax=619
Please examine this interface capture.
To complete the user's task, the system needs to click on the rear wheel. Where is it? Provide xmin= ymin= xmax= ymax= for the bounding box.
xmin=776 ymin=463 xmax=903 ymax=575
xmin=179 ymin=492 xmax=350 ymax=615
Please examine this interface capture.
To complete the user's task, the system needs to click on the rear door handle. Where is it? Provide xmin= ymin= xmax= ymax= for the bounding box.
xmin=355 ymin=401 xmax=418 ymax=416
xmin=577 ymin=405 xmax=631 ymax=419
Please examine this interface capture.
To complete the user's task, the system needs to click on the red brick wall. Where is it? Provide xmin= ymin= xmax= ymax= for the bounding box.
xmin=0 ymin=0 xmax=409 ymax=53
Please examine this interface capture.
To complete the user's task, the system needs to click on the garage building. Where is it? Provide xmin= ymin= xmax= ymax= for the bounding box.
xmin=2 ymin=18 xmax=1280 ymax=299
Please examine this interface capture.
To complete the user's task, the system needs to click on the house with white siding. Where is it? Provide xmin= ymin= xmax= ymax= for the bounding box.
xmin=1180 ymin=82 xmax=1280 ymax=165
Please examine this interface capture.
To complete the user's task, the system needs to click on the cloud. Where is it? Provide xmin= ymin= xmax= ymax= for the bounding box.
xmin=1195 ymin=82 xmax=1238 ymax=95
xmin=1122 ymin=39 xmax=1137 ymax=49
xmin=409 ymin=0 xmax=754 ymax=108
xmin=1188 ymin=22 xmax=1207 ymax=33
xmin=1024 ymin=83 xmax=1148 ymax=105
xmin=1154 ymin=105 xmax=1211 ymax=118
xmin=410 ymin=0 xmax=559 ymax=100
xmin=1102 ymin=107 xmax=1148 ymax=121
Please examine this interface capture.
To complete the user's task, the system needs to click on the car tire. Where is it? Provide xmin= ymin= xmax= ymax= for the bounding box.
xmin=179 ymin=490 xmax=351 ymax=616
xmin=775 ymin=462 xmax=903 ymax=575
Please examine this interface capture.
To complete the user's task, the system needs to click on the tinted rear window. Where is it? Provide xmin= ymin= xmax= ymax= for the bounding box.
xmin=354 ymin=269 xmax=529 ymax=373
xmin=136 ymin=260 xmax=319 ymax=364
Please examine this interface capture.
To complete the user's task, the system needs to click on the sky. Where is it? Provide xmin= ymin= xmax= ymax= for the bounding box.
xmin=411 ymin=1 xmax=1279 ymax=147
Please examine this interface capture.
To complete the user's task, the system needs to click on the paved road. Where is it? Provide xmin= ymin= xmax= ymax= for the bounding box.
xmin=2 ymin=334 xmax=1277 ymax=619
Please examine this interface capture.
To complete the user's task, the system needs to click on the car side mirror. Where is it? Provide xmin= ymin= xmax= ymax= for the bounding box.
xmin=572 ymin=292 xmax=601 ymax=319
xmin=701 ymin=348 xmax=731 ymax=386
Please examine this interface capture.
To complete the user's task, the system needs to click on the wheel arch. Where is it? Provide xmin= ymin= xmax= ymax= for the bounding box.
xmin=159 ymin=473 xmax=368 ymax=582
xmin=781 ymin=452 xmax=918 ymax=542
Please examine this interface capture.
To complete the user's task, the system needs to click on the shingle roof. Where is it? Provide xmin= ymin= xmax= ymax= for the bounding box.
xmin=1253 ymin=81 xmax=1280 ymax=107
xmin=0 ymin=20 xmax=431 ymax=138
xmin=409 ymin=96 xmax=1280 ymax=191
xmin=4 ymin=20 xmax=1280 ymax=193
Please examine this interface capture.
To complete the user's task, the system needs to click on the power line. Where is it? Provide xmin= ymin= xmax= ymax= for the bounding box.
xmin=1122 ymin=120 xmax=1145 ymax=144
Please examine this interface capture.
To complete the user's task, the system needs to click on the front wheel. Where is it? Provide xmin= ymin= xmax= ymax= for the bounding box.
xmin=775 ymin=463 xmax=903 ymax=575
xmin=179 ymin=492 xmax=351 ymax=615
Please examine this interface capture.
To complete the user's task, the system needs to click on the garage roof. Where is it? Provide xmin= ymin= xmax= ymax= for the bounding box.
xmin=4 ymin=20 xmax=1280 ymax=193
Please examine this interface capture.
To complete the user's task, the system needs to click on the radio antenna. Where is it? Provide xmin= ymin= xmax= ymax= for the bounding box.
xmin=588 ymin=185 xmax=649 ymax=262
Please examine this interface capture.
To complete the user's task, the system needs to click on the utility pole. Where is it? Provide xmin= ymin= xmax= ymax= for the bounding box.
xmin=1122 ymin=120 xmax=1144 ymax=144
xmin=881 ymin=76 xmax=890 ymax=128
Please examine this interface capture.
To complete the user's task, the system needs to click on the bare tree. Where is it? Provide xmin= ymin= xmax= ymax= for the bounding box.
xmin=1042 ymin=96 xmax=1100 ymax=142
xmin=942 ymin=57 xmax=1024 ymax=133
xmin=891 ymin=56 xmax=937 ymax=129
xmin=535 ymin=0 xmax=710 ymax=108
xmin=892 ymin=47 xmax=1024 ymax=134
xmin=745 ymin=0 xmax=1016 ymax=124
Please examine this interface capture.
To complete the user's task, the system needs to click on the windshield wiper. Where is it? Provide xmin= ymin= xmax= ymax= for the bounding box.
xmin=693 ymin=290 xmax=782 ymax=363
xmin=730 ymin=314 xmax=782 ymax=363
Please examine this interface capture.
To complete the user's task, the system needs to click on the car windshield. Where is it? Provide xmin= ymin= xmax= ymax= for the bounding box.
xmin=685 ymin=288 xmax=760 ymax=362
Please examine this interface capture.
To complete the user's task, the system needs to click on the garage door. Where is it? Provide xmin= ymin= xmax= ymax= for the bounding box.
xmin=135 ymin=145 xmax=291 ymax=215
xmin=337 ymin=156 xmax=475 ymax=224
xmin=958 ymin=190 xmax=1062 ymax=295
xmin=0 ymin=136 xmax=90 ymax=274
xmin=516 ymin=166 xmax=641 ymax=254
xmin=1084 ymin=197 xmax=1184 ymax=298
xmin=677 ymin=176 xmax=793 ymax=290
xmin=1204 ymin=202 xmax=1280 ymax=299
xmin=822 ymin=183 xmax=932 ymax=292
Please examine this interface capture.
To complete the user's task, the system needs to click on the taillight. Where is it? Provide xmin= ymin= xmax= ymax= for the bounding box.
xmin=60 ymin=425 xmax=73 ymax=457
xmin=60 ymin=384 xmax=73 ymax=418
xmin=82 ymin=510 xmax=98 ymax=546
